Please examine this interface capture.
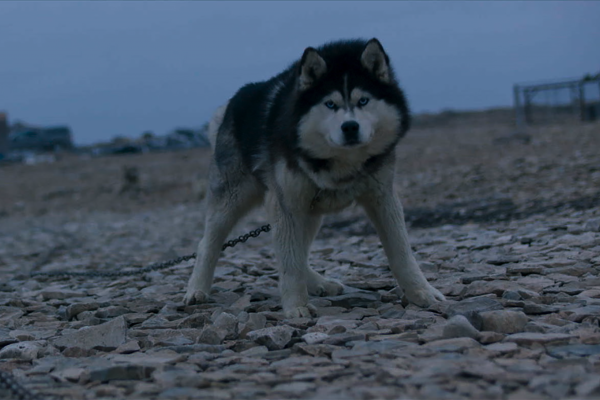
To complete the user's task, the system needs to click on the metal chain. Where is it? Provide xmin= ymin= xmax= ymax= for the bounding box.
xmin=30 ymin=224 xmax=271 ymax=279
xmin=0 ymin=370 xmax=43 ymax=400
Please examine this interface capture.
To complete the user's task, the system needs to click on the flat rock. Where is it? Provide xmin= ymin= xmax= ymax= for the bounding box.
xmin=463 ymin=281 xmax=521 ymax=297
xmin=52 ymin=316 xmax=128 ymax=351
xmin=353 ymin=339 xmax=415 ymax=353
xmin=560 ymin=305 xmax=600 ymax=322
xmin=88 ymin=364 xmax=155 ymax=382
xmin=479 ymin=310 xmax=528 ymax=334
xmin=547 ymin=344 xmax=600 ymax=358
xmin=108 ymin=350 xmax=186 ymax=366
xmin=0 ymin=341 xmax=41 ymax=360
xmin=246 ymin=326 xmax=295 ymax=350
xmin=0 ymin=327 xmax=17 ymax=347
xmin=213 ymin=312 xmax=238 ymax=339
xmin=324 ymin=292 xmax=381 ymax=308
xmin=422 ymin=337 xmax=481 ymax=352
xmin=505 ymin=332 xmax=574 ymax=346
xmin=301 ymin=332 xmax=329 ymax=345
xmin=197 ymin=326 xmax=226 ymax=345
xmin=40 ymin=287 xmax=86 ymax=300
xmin=442 ymin=315 xmax=480 ymax=339
xmin=584 ymin=218 xmax=600 ymax=232
xmin=443 ymin=297 xmax=503 ymax=330
xmin=485 ymin=342 xmax=519 ymax=354
xmin=66 ymin=302 xmax=99 ymax=320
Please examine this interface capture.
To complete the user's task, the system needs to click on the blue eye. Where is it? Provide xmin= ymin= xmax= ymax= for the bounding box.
xmin=358 ymin=97 xmax=370 ymax=106
xmin=324 ymin=100 xmax=336 ymax=109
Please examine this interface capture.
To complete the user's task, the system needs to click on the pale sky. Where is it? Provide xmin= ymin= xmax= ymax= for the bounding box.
xmin=1 ymin=1 xmax=599 ymax=144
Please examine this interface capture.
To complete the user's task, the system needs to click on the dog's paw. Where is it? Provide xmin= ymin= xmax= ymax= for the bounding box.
xmin=308 ymin=278 xmax=344 ymax=297
xmin=183 ymin=290 xmax=209 ymax=306
xmin=404 ymin=284 xmax=446 ymax=308
xmin=284 ymin=306 xmax=312 ymax=319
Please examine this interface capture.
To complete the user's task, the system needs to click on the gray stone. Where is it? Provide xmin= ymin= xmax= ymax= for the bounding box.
xmin=52 ymin=316 xmax=128 ymax=351
xmin=477 ymin=331 xmax=505 ymax=344
xmin=301 ymin=332 xmax=329 ymax=345
xmin=246 ymin=326 xmax=295 ymax=350
xmin=322 ymin=333 xmax=366 ymax=346
xmin=506 ymin=265 xmax=545 ymax=275
xmin=140 ymin=315 xmax=171 ymax=329
xmin=487 ymin=256 xmax=520 ymax=265
xmin=66 ymin=302 xmax=99 ymax=320
xmin=443 ymin=297 xmax=503 ymax=330
xmin=522 ymin=302 xmax=559 ymax=315
xmin=40 ymin=288 xmax=86 ymax=301
xmin=177 ymin=313 xmax=209 ymax=329
xmin=0 ymin=327 xmax=17 ymax=347
xmin=0 ymin=306 xmax=24 ymax=326
xmin=584 ymin=218 xmax=600 ymax=232
xmin=88 ymin=365 xmax=155 ymax=382
xmin=246 ymin=313 xmax=267 ymax=331
xmin=108 ymin=350 xmax=186 ymax=366
xmin=479 ymin=310 xmax=528 ymax=334
xmin=547 ymin=344 xmax=600 ymax=358
xmin=213 ymin=312 xmax=238 ymax=339
xmin=325 ymin=292 xmax=381 ymax=308
xmin=0 ymin=341 xmax=41 ymax=360
xmin=485 ymin=342 xmax=518 ymax=355
xmin=560 ymin=305 xmax=600 ymax=322
xmin=502 ymin=290 xmax=522 ymax=300
xmin=273 ymin=381 xmax=316 ymax=395
xmin=115 ymin=340 xmax=141 ymax=354
xmin=152 ymin=369 xmax=204 ymax=388
xmin=463 ymin=281 xmax=521 ymax=297
xmin=422 ymin=337 xmax=480 ymax=352
xmin=353 ymin=340 xmax=415 ymax=353
xmin=575 ymin=375 xmax=600 ymax=397
xmin=442 ymin=315 xmax=480 ymax=339
xmin=197 ymin=326 xmax=226 ymax=345
xmin=95 ymin=306 xmax=131 ymax=319
xmin=505 ymin=332 xmax=574 ymax=346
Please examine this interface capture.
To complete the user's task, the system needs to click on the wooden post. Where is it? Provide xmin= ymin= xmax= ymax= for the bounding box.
xmin=513 ymin=85 xmax=524 ymax=128
xmin=524 ymin=89 xmax=532 ymax=125
xmin=579 ymin=82 xmax=586 ymax=121
xmin=0 ymin=112 xmax=8 ymax=157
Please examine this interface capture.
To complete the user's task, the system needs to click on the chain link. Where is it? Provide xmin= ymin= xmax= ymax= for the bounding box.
xmin=0 ymin=371 xmax=43 ymax=400
xmin=30 ymin=224 xmax=271 ymax=279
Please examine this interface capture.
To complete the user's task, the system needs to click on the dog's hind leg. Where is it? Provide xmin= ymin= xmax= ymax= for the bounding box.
xmin=184 ymin=172 xmax=262 ymax=305
xmin=357 ymin=175 xmax=445 ymax=308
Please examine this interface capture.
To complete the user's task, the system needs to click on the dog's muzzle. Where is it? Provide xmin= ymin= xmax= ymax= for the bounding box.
xmin=341 ymin=120 xmax=360 ymax=146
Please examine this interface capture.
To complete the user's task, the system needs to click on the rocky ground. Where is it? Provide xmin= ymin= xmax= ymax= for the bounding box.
xmin=1 ymin=114 xmax=600 ymax=399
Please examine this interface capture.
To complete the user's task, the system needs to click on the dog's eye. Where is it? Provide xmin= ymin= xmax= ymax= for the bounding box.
xmin=358 ymin=97 xmax=370 ymax=106
xmin=324 ymin=100 xmax=337 ymax=110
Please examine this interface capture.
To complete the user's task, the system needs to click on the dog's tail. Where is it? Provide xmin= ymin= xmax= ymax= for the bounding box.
xmin=207 ymin=103 xmax=228 ymax=150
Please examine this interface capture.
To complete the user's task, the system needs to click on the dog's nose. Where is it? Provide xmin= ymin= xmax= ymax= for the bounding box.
xmin=341 ymin=120 xmax=360 ymax=145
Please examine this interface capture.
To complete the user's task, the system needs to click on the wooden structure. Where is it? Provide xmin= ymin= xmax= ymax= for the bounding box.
xmin=0 ymin=112 xmax=8 ymax=157
xmin=513 ymin=75 xmax=600 ymax=127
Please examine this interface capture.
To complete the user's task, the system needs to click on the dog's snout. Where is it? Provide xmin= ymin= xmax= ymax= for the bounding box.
xmin=341 ymin=120 xmax=360 ymax=145
xmin=341 ymin=120 xmax=359 ymax=134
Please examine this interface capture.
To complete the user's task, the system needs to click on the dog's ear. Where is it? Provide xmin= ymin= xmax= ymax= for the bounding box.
xmin=361 ymin=38 xmax=390 ymax=83
xmin=298 ymin=47 xmax=327 ymax=91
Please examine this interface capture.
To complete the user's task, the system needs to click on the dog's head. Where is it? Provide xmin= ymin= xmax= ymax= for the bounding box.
xmin=294 ymin=39 xmax=410 ymax=159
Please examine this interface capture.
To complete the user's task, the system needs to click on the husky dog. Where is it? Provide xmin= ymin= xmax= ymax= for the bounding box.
xmin=184 ymin=39 xmax=445 ymax=317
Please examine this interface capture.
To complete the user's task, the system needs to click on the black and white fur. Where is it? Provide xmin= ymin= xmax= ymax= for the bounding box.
xmin=184 ymin=39 xmax=445 ymax=317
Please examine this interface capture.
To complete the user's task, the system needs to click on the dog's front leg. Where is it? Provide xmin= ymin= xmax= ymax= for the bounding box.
xmin=266 ymin=193 xmax=322 ymax=318
xmin=358 ymin=185 xmax=445 ymax=307
xmin=184 ymin=175 xmax=262 ymax=305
